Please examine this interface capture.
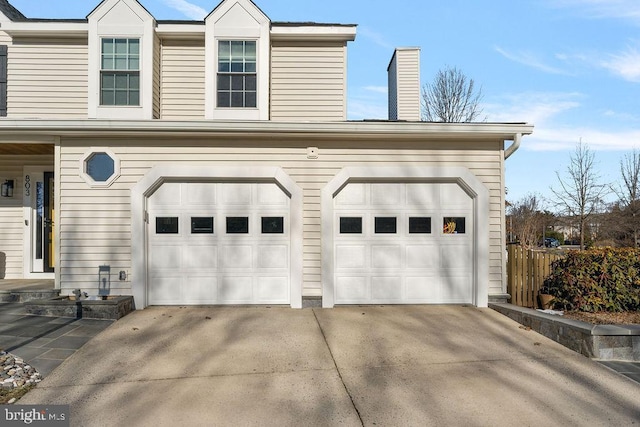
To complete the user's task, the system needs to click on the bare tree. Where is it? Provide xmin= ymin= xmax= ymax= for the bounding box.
xmin=612 ymin=149 xmax=640 ymax=246
xmin=421 ymin=66 xmax=484 ymax=122
xmin=508 ymin=193 xmax=545 ymax=248
xmin=551 ymin=142 xmax=608 ymax=250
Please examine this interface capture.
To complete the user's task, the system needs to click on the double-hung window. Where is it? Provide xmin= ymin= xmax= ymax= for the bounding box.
xmin=217 ymin=40 xmax=256 ymax=108
xmin=100 ymin=38 xmax=140 ymax=106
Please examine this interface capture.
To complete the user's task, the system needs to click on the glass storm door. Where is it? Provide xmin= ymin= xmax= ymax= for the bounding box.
xmin=27 ymin=170 xmax=54 ymax=273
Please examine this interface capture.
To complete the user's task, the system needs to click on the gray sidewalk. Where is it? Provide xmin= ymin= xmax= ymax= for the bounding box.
xmin=17 ymin=306 xmax=640 ymax=426
xmin=0 ymin=302 xmax=113 ymax=377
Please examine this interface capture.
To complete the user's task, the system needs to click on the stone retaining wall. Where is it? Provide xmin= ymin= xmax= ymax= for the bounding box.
xmin=0 ymin=289 xmax=59 ymax=303
xmin=25 ymin=296 xmax=134 ymax=320
xmin=490 ymin=303 xmax=640 ymax=361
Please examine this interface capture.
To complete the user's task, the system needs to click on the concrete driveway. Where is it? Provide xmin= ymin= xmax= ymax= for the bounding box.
xmin=19 ymin=306 xmax=640 ymax=426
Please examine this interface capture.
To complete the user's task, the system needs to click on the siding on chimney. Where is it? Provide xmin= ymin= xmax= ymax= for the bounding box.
xmin=387 ymin=48 xmax=421 ymax=121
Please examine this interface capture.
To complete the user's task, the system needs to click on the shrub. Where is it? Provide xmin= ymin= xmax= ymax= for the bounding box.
xmin=543 ymin=247 xmax=640 ymax=312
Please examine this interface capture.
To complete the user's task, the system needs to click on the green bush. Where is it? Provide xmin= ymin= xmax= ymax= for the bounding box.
xmin=543 ymin=248 xmax=640 ymax=312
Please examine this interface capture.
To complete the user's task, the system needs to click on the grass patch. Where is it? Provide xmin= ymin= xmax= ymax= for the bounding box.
xmin=0 ymin=384 xmax=35 ymax=404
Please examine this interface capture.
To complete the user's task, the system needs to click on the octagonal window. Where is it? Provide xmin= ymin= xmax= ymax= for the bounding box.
xmin=86 ymin=152 xmax=115 ymax=182
xmin=80 ymin=148 xmax=120 ymax=187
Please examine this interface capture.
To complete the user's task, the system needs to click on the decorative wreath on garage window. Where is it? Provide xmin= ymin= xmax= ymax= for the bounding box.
xmin=443 ymin=220 xmax=457 ymax=234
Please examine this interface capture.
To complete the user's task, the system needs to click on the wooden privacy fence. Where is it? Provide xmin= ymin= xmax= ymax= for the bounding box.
xmin=507 ymin=245 xmax=564 ymax=308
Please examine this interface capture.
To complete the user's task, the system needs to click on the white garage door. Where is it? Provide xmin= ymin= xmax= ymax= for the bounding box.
xmin=334 ymin=183 xmax=473 ymax=304
xmin=147 ymin=182 xmax=290 ymax=305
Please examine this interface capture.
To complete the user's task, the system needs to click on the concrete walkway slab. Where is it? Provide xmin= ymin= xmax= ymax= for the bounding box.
xmin=0 ymin=302 xmax=113 ymax=377
xmin=17 ymin=306 xmax=640 ymax=426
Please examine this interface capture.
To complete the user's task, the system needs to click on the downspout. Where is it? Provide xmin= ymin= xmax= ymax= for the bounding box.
xmin=502 ymin=132 xmax=522 ymax=304
xmin=504 ymin=133 xmax=522 ymax=160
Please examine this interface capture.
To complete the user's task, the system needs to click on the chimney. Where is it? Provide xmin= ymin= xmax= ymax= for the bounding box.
xmin=387 ymin=47 xmax=421 ymax=121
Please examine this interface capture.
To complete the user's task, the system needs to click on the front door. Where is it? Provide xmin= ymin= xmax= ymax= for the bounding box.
xmin=24 ymin=168 xmax=54 ymax=274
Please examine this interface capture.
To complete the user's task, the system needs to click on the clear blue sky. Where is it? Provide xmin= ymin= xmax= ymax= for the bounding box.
xmin=9 ymin=0 xmax=640 ymax=209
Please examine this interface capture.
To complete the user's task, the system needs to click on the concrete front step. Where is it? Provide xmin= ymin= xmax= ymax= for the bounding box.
xmin=25 ymin=295 xmax=134 ymax=320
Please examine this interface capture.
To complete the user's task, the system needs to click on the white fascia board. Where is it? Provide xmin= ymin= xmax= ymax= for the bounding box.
xmin=0 ymin=120 xmax=534 ymax=140
xmin=2 ymin=21 xmax=88 ymax=37
xmin=270 ymin=25 xmax=356 ymax=42
xmin=156 ymin=23 xmax=205 ymax=39
xmin=0 ymin=136 xmax=57 ymax=144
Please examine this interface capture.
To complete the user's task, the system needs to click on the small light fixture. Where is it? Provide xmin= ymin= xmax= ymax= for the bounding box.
xmin=1 ymin=180 xmax=14 ymax=198
xmin=307 ymin=147 xmax=319 ymax=159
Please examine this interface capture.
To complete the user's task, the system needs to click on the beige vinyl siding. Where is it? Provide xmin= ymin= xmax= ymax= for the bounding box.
xmin=59 ymin=139 xmax=505 ymax=297
xmin=0 ymin=154 xmax=54 ymax=278
xmin=271 ymin=41 xmax=347 ymax=121
xmin=152 ymin=35 xmax=161 ymax=119
xmin=160 ymin=39 xmax=205 ymax=119
xmin=8 ymin=37 xmax=88 ymax=118
xmin=58 ymin=146 xmax=131 ymax=293
xmin=391 ymin=49 xmax=421 ymax=121
xmin=0 ymin=31 xmax=10 ymax=45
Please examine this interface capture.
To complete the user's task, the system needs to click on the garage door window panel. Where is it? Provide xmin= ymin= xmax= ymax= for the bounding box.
xmin=340 ymin=217 xmax=362 ymax=234
xmin=375 ymin=217 xmax=397 ymax=234
xmin=227 ymin=217 xmax=249 ymax=234
xmin=409 ymin=217 xmax=432 ymax=234
xmin=191 ymin=217 xmax=214 ymax=234
xmin=262 ymin=217 xmax=284 ymax=234
xmin=156 ymin=217 xmax=179 ymax=234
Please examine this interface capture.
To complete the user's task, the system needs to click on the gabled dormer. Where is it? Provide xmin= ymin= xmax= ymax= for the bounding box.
xmin=205 ymin=0 xmax=270 ymax=121
xmin=0 ymin=0 xmax=356 ymax=122
xmin=88 ymin=0 xmax=155 ymax=119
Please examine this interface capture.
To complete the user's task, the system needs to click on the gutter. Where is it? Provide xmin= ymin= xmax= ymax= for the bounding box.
xmin=0 ymin=119 xmax=534 ymax=140
xmin=504 ymin=133 xmax=522 ymax=160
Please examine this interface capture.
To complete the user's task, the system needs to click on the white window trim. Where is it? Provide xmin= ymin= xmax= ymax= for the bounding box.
xmin=204 ymin=0 xmax=270 ymax=120
xmin=89 ymin=33 xmax=152 ymax=119
xmin=79 ymin=148 xmax=121 ymax=188
xmin=87 ymin=0 xmax=155 ymax=119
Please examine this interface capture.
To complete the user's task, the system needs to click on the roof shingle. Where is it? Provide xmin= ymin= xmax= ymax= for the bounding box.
xmin=0 ymin=0 xmax=26 ymax=21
